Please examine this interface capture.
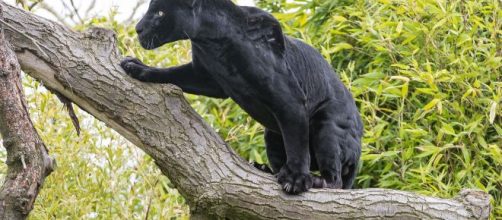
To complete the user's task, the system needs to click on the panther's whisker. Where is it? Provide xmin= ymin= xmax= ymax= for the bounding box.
xmin=150 ymin=34 xmax=159 ymax=49
xmin=149 ymin=37 xmax=154 ymax=49
xmin=184 ymin=31 xmax=192 ymax=41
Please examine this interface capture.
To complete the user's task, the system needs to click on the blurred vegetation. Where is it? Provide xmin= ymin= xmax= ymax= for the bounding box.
xmin=0 ymin=0 xmax=501 ymax=219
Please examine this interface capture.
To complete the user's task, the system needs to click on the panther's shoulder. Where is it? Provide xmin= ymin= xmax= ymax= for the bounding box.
xmin=239 ymin=6 xmax=285 ymax=55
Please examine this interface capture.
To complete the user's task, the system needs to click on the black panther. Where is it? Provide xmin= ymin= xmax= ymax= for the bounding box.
xmin=121 ymin=0 xmax=363 ymax=194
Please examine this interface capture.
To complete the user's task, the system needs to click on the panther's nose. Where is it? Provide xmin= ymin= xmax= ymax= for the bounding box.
xmin=136 ymin=25 xmax=144 ymax=35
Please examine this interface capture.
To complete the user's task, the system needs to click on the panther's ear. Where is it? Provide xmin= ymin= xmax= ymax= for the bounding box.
xmin=246 ymin=14 xmax=286 ymax=55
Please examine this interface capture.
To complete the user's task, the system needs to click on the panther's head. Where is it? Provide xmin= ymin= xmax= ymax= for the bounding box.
xmin=135 ymin=0 xmax=196 ymax=49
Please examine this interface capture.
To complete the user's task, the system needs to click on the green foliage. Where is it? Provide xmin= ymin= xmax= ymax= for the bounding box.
xmin=0 ymin=0 xmax=500 ymax=218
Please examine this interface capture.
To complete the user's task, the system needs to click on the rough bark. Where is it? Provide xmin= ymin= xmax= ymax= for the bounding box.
xmin=0 ymin=6 xmax=54 ymax=220
xmin=0 ymin=2 xmax=492 ymax=219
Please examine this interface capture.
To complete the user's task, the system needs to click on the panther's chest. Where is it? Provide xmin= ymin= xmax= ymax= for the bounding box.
xmin=193 ymin=45 xmax=281 ymax=131
xmin=206 ymin=62 xmax=280 ymax=130
xmin=195 ymin=42 xmax=277 ymax=87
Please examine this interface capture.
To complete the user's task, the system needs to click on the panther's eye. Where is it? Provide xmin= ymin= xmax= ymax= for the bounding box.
xmin=157 ymin=11 xmax=165 ymax=17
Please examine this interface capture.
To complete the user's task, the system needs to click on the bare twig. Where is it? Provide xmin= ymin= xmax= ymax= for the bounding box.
xmin=60 ymin=0 xmax=79 ymax=25
xmin=84 ymin=0 xmax=96 ymax=18
xmin=125 ymin=0 xmax=147 ymax=23
xmin=27 ymin=1 xmax=40 ymax=11
xmin=38 ymin=2 xmax=70 ymax=26
xmin=68 ymin=0 xmax=84 ymax=24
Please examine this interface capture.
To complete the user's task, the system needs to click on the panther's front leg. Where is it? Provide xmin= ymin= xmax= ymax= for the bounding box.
xmin=274 ymin=107 xmax=313 ymax=194
xmin=120 ymin=57 xmax=228 ymax=99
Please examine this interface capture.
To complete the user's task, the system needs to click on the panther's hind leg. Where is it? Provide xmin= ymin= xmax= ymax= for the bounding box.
xmin=264 ymin=129 xmax=287 ymax=174
xmin=310 ymin=109 xmax=344 ymax=189
xmin=342 ymin=163 xmax=358 ymax=189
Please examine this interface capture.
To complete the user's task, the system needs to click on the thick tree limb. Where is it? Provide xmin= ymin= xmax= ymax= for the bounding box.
xmin=0 ymin=2 xmax=492 ymax=219
xmin=0 ymin=6 xmax=54 ymax=220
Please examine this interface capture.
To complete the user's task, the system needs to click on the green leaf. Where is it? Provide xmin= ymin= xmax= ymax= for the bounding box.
xmin=489 ymin=101 xmax=497 ymax=124
xmin=329 ymin=43 xmax=353 ymax=53
xmin=423 ymin=99 xmax=440 ymax=111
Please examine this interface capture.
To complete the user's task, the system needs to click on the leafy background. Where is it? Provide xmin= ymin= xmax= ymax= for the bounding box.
xmin=0 ymin=0 xmax=500 ymax=219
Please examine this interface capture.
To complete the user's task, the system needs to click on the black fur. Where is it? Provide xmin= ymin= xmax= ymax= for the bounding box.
xmin=121 ymin=0 xmax=363 ymax=194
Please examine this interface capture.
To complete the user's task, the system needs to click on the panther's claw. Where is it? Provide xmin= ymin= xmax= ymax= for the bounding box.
xmin=277 ymin=165 xmax=312 ymax=194
xmin=120 ymin=57 xmax=149 ymax=81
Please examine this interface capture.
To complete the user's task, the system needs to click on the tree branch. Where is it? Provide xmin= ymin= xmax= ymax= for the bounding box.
xmin=0 ymin=2 xmax=492 ymax=219
xmin=0 ymin=5 xmax=54 ymax=220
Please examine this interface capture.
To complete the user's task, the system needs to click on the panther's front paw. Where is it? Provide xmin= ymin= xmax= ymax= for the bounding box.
xmin=277 ymin=165 xmax=312 ymax=194
xmin=120 ymin=57 xmax=149 ymax=81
